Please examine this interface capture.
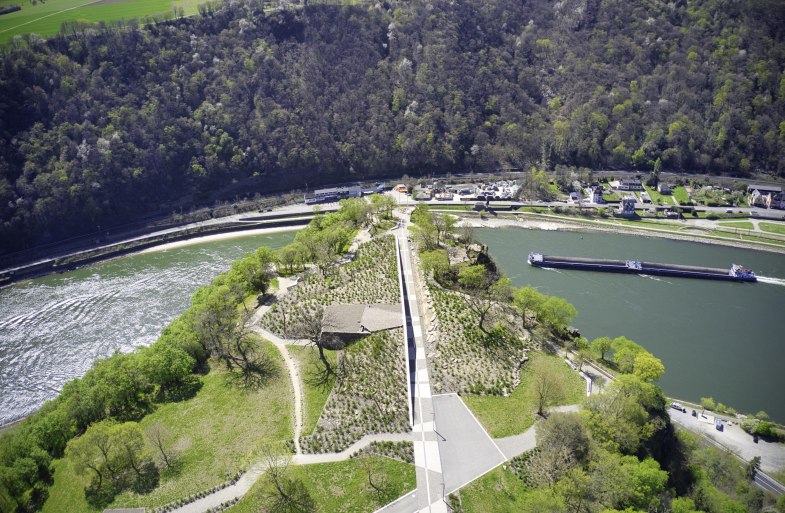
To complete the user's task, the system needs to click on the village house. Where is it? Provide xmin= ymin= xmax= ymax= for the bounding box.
xmin=657 ymin=183 xmax=672 ymax=194
xmin=612 ymin=178 xmax=644 ymax=191
xmin=747 ymin=184 xmax=784 ymax=209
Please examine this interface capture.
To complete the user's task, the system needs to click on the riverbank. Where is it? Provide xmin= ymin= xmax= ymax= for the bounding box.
xmin=455 ymin=212 xmax=785 ymax=255
xmin=139 ymin=226 xmax=300 ymax=254
xmin=0 ymin=211 xmax=317 ymax=288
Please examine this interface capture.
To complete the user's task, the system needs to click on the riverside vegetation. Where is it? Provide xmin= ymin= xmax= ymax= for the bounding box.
xmin=0 ymin=198 xmax=412 ymax=512
xmin=2 ymin=0 xmax=785 ymax=254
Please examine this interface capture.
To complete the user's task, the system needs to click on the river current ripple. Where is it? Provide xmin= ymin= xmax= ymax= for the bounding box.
xmin=0 ymin=233 xmax=295 ymax=426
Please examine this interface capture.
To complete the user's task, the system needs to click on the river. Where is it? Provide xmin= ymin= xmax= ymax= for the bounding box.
xmin=478 ymin=227 xmax=785 ymax=422
xmin=0 ymin=231 xmax=296 ymax=426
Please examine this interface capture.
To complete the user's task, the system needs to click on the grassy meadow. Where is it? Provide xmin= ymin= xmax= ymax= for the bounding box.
xmin=463 ymin=353 xmax=585 ymax=438
xmin=231 ymin=456 xmax=416 ymax=513
xmin=42 ymin=341 xmax=293 ymax=512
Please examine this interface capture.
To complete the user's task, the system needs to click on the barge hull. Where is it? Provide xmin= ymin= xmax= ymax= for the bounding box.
xmin=530 ymin=255 xmax=756 ymax=282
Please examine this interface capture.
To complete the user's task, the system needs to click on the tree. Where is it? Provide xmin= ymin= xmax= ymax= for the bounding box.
xmin=512 ymin=286 xmax=545 ymax=329
xmin=289 ymin=305 xmax=333 ymax=378
xmin=432 ymin=213 xmax=456 ymax=246
xmin=263 ymin=453 xmax=315 ymax=513
xmin=611 ymin=336 xmax=644 ymax=373
xmin=458 ymin=264 xmax=490 ymax=290
xmin=745 ymin=456 xmax=761 ymax=480
xmin=146 ymin=423 xmax=174 ymax=469
xmin=420 ymin=249 xmax=450 ymax=282
xmin=632 ymin=352 xmax=665 ymax=382
xmin=537 ymin=412 xmax=591 ymax=464
xmin=195 ymin=285 xmax=275 ymax=388
xmin=539 ymin=296 xmax=577 ymax=334
xmin=459 ymin=222 xmax=476 ymax=250
xmin=585 ymin=375 xmax=665 ymax=454
xmin=67 ymin=420 xmax=158 ymax=504
xmin=590 ymin=337 xmax=613 ymax=361
xmin=530 ymin=357 xmax=565 ymax=416
xmin=575 ymin=348 xmax=593 ymax=372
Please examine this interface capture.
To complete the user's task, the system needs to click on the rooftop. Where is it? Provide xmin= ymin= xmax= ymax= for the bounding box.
xmin=322 ymin=303 xmax=402 ymax=334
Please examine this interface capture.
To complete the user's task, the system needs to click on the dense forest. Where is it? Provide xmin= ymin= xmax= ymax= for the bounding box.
xmin=1 ymin=0 xmax=784 ymax=251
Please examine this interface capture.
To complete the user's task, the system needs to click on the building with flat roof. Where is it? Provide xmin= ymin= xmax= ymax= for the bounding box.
xmin=304 ymin=186 xmax=362 ymax=205
xmin=320 ymin=303 xmax=403 ymax=348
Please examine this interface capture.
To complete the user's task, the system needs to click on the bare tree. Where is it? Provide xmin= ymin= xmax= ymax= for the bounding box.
xmin=145 ymin=423 xmax=173 ymax=468
xmin=263 ymin=451 xmax=315 ymax=513
xmin=195 ymin=286 xmax=276 ymax=388
xmin=289 ymin=305 xmax=334 ymax=377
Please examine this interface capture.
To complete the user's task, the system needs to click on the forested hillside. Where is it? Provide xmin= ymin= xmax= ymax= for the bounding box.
xmin=1 ymin=0 xmax=784 ymax=251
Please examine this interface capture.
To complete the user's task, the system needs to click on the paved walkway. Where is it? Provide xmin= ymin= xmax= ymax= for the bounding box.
xmin=397 ymin=225 xmax=448 ymax=512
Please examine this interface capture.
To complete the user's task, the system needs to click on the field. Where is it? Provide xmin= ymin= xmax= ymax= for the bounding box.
xmin=231 ymin=457 xmax=416 ymax=513
xmin=0 ymin=0 xmax=201 ymax=44
xmin=718 ymin=221 xmax=754 ymax=230
xmin=462 ymin=353 xmax=585 ymax=438
xmin=42 ymin=342 xmax=293 ymax=512
xmin=760 ymin=221 xmax=785 ymax=235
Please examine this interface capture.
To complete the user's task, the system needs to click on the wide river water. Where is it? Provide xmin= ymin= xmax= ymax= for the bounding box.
xmin=0 ymin=231 xmax=295 ymax=426
xmin=478 ymin=227 xmax=785 ymax=422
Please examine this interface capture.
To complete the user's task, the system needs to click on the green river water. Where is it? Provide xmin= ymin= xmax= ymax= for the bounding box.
xmin=478 ymin=227 xmax=785 ymax=422
xmin=0 ymin=231 xmax=296 ymax=426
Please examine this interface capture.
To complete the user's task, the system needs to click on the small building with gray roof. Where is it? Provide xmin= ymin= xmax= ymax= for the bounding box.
xmin=321 ymin=303 xmax=402 ymax=348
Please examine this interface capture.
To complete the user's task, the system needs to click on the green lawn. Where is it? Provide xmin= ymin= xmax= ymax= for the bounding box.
xmin=231 ymin=457 xmax=416 ymax=513
xmin=760 ymin=222 xmax=785 ymax=235
xmin=671 ymin=186 xmax=690 ymax=204
xmin=462 ymin=353 xmax=585 ymax=438
xmin=0 ymin=0 xmax=208 ymax=44
xmin=42 ymin=341 xmax=293 ymax=512
xmin=643 ymin=186 xmax=674 ymax=205
xmin=457 ymin=466 xmax=530 ymax=512
xmin=718 ymin=221 xmax=754 ymax=230
xmin=288 ymin=345 xmax=337 ymax=436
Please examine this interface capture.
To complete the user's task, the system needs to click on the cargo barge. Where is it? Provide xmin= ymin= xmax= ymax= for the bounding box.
xmin=527 ymin=253 xmax=756 ymax=282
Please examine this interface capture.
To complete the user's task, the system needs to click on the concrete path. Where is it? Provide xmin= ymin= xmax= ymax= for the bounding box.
xmin=167 ymin=461 xmax=269 ymax=513
xmin=397 ymin=224 xmax=448 ymax=513
xmin=495 ymin=424 xmax=538 ymax=461
xmin=432 ymin=393 xmax=506 ymax=494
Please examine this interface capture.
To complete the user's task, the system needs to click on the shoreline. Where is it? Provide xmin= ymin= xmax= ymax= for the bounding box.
xmin=138 ymin=226 xmax=300 ymax=254
xmin=457 ymin=214 xmax=785 ymax=255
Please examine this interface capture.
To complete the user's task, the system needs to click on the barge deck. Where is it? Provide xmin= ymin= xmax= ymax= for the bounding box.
xmin=527 ymin=253 xmax=756 ymax=282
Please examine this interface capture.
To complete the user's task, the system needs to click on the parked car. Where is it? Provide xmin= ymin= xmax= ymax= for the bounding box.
xmin=692 ymin=410 xmax=697 ymax=417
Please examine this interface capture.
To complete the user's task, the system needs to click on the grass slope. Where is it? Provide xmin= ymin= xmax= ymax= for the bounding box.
xmin=231 ymin=457 xmax=416 ymax=513
xmin=42 ymin=341 xmax=293 ymax=512
xmin=288 ymin=345 xmax=337 ymax=436
xmin=463 ymin=353 xmax=585 ymax=438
